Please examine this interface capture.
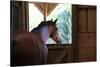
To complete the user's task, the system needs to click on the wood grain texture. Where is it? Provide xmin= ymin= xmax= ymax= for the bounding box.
xmin=78 ymin=8 xmax=87 ymax=32
xmin=88 ymin=8 xmax=96 ymax=32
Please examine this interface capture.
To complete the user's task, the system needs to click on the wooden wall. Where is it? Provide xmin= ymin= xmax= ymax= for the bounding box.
xmin=10 ymin=1 xmax=29 ymax=33
xmin=47 ymin=45 xmax=73 ymax=64
xmin=77 ymin=5 xmax=96 ymax=62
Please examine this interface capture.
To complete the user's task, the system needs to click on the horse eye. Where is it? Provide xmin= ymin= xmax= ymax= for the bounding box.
xmin=56 ymin=27 xmax=58 ymax=30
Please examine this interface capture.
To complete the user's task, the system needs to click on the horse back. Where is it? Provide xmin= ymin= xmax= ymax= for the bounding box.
xmin=11 ymin=31 xmax=48 ymax=66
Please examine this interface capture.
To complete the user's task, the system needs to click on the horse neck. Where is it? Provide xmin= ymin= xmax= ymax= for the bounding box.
xmin=40 ymin=26 xmax=49 ymax=44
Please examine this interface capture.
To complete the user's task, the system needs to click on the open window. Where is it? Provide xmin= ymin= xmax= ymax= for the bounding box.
xmin=47 ymin=4 xmax=72 ymax=44
xmin=28 ymin=2 xmax=72 ymax=44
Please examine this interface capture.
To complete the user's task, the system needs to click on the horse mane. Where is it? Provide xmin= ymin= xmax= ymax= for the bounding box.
xmin=31 ymin=19 xmax=57 ymax=32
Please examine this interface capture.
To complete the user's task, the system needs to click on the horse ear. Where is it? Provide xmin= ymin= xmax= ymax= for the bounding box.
xmin=51 ymin=19 xmax=53 ymax=22
xmin=54 ymin=19 xmax=57 ymax=23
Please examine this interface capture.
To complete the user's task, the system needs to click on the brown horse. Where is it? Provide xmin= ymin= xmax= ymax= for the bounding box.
xmin=11 ymin=31 xmax=48 ymax=66
xmin=11 ymin=20 xmax=60 ymax=66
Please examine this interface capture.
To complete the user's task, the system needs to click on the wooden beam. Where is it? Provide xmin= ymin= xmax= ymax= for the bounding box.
xmin=47 ymin=4 xmax=58 ymax=16
xmin=54 ymin=49 xmax=68 ymax=63
xmin=33 ymin=3 xmax=44 ymax=15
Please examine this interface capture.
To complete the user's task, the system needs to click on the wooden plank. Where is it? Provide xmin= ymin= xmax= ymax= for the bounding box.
xmin=47 ymin=44 xmax=71 ymax=49
xmin=78 ymin=8 xmax=87 ymax=32
xmin=78 ymin=5 xmax=96 ymax=9
xmin=33 ymin=3 xmax=45 ymax=15
xmin=88 ymin=33 xmax=96 ymax=45
xmin=78 ymin=33 xmax=96 ymax=61
xmin=54 ymin=46 xmax=72 ymax=63
xmin=78 ymin=33 xmax=88 ymax=47
xmin=47 ymin=45 xmax=73 ymax=63
xmin=88 ymin=8 xmax=96 ymax=32
xmin=78 ymin=33 xmax=96 ymax=47
xmin=47 ymin=49 xmax=64 ymax=64
xmin=72 ymin=5 xmax=78 ymax=62
xmin=79 ymin=45 xmax=96 ymax=61
xmin=47 ymin=3 xmax=58 ymax=16
xmin=54 ymin=49 xmax=68 ymax=63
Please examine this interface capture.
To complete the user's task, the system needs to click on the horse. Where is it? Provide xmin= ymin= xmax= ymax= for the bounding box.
xmin=31 ymin=19 xmax=61 ymax=44
xmin=11 ymin=19 xmax=61 ymax=66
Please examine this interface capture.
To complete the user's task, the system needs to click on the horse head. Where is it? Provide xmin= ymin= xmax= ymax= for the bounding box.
xmin=31 ymin=19 xmax=61 ymax=44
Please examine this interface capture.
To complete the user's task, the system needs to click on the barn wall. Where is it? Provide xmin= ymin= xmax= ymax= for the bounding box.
xmin=77 ymin=5 xmax=96 ymax=62
xmin=10 ymin=1 xmax=29 ymax=33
